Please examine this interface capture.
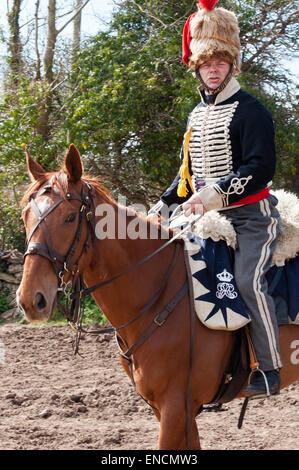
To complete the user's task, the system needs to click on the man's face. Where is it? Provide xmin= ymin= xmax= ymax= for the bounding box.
xmin=198 ymin=60 xmax=231 ymax=90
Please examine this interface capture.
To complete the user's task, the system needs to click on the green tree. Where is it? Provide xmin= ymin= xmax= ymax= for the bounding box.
xmin=0 ymin=1 xmax=90 ymax=250
xmin=67 ymin=0 xmax=298 ymax=205
xmin=0 ymin=0 xmax=298 ymax=251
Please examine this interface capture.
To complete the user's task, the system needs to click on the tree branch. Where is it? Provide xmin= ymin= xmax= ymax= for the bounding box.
xmin=242 ymin=10 xmax=299 ymax=70
xmin=34 ymin=0 xmax=41 ymax=79
xmin=56 ymin=0 xmax=90 ymax=35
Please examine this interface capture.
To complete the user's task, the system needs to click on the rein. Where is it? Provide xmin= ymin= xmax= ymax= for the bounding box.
xmin=24 ymin=182 xmax=201 ymax=450
xmin=23 ymin=182 xmax=201 ymax=336
xmin=67 ymin=207 xmax=201 ymax=352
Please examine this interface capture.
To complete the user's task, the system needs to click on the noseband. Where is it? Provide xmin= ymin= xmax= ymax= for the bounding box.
xmin=23 ymin=181 xmax=198 ymax=365
xmin=24 ymin=182 xmax=95 ymax=320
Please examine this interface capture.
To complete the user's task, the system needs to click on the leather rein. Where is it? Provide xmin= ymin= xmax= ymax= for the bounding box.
xmin=23 ymin=182 xmax=191 ymax=354
xmin=23 ymin=181 xmax=198 ymax=450
xmin=24 ymin=182 xmax=96 ymax=325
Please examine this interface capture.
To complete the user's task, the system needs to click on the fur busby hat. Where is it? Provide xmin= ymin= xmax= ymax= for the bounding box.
xmin=182 ymin=0 xmax=241 ymax=72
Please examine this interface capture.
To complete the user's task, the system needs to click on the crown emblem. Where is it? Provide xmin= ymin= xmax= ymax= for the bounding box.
xmin=216 ymin=269 xmax=234 ymax=283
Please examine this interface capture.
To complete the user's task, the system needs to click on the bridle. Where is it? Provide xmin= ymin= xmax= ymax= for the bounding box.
xmin=23 ymin=180 xmax=201 ymax=331
xmin=23 ymin=180 xmax=201 ymax=450
xmin=21 ymin=181 xmax=253 ymax=446
xmin=23 ymin=181 xmax=96 ymax=323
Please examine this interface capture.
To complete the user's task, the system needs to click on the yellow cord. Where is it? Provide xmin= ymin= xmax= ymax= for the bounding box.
xmin=177 ymin=127 xmax=194 ymax=197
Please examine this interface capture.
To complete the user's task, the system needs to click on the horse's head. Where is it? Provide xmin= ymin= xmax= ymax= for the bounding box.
xmin=17 ymin=144 xmax=95 ymax=322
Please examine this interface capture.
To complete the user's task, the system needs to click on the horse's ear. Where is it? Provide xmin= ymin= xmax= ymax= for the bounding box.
xmin=63 ymin=144 xmax=83 ymax=183
xmin=25 ymin=146 xmax=46 ymax=182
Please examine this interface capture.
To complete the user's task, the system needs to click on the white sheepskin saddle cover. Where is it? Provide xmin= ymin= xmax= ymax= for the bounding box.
xmin=169 ymin=190 xmax=299 ymax=330
xmin=184 ymin=190 xmax=299 ymax=267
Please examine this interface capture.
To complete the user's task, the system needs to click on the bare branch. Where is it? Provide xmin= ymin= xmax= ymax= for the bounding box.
xmin=34 ymin=0 xmax=41 ymax=79
xmin=130 ymin=0 xmax=167 ymax=27
xmin=56 ymin=0 xmax=90 ymax=35
xmin=129 ymin=0 xmax=194 ymax=31
xmin=72 ymin=0 xmax=83 ymax=60
xmin=242 ymin=10 xmax=299 ymax=70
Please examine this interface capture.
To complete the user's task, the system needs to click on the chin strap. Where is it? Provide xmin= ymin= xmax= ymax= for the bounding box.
xmin=196 ymin=64 xmax=234 ymax=97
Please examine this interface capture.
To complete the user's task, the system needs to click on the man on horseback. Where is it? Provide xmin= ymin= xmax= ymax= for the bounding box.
xmin=149 ymin=0 xmax=282 ymax=398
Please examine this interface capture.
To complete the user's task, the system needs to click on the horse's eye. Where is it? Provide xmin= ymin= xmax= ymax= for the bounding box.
xmin=65 ymin=212 xmax=76 ymax=223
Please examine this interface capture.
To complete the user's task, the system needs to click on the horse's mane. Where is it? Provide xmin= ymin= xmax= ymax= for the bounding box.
xmin=21 ymin=170 xmax=115 ymax=208
xmin=21 ymin=170 xmax=172 ymax=239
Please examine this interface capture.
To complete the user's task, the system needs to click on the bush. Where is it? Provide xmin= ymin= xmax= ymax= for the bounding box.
xmin=55 ymin=292 xmax=107 ymax=325
xmin=81 ymin=295 xmax=107 ymax=324
xmin=0 ymin=290 xmax=10 ymax=314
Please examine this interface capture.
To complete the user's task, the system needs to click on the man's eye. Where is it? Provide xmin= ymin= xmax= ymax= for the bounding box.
xmin=65 ymin=212 xmax=76 ymax=223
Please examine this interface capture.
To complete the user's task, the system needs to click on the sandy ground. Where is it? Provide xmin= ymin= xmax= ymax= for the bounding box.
xmin=0 ymin=323 xmax=298 ymax=452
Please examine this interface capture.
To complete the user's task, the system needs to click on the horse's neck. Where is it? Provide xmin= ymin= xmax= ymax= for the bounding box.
xmin=84 ymin=202 xmax=173 ymax=329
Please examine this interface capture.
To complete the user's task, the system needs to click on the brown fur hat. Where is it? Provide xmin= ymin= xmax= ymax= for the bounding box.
xmin=182 ymin=1 xmax=241 ymax=72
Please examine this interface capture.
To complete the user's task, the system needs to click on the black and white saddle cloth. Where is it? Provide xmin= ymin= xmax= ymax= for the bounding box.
xmin=168 ymin=189 xmax=299 ymax=330
xmin=184 ymin=235 xmax=250 ymax=330
xmin=183 ymin=234 xmax=298 ymax=331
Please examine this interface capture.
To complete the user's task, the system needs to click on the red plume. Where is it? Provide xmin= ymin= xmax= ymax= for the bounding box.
xmin=198 ymin=0 xmax=219 ymax=10
xmin=182 ymin=12 xmax=197 ymax=65
xmin=182 ymin=0 xmax=220 ymax=66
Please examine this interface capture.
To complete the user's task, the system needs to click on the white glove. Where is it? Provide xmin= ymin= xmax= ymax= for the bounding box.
xmin=147 ymin=200 xmax=169 ymax=219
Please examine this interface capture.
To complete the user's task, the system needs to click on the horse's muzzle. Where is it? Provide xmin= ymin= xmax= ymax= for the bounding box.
xmin=16 ymin=286 xmax=56 ymax=323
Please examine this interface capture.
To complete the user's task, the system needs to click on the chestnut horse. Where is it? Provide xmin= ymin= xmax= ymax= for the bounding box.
xmin=17 ymin=144 xmax=299 ymax=450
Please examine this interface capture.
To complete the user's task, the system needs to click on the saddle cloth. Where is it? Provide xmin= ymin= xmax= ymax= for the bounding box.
xmin=183 ymin=234 xmax=299 ymax=331
xmin=169 ymin=188 xmax=299 ymax=331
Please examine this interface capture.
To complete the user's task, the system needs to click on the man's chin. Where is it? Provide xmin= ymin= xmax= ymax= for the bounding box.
xmin=207 ymin=81 xmax=221 ymax=89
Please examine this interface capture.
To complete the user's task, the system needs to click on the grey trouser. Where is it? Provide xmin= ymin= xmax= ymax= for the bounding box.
xmin=225 ymin=196 xmax=282 ymax=371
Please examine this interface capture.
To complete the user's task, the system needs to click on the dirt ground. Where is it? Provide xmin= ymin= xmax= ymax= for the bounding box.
xmin=0 ymin=323 xmax=298 ymax=451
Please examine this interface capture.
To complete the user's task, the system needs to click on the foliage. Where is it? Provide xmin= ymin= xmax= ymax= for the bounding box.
xmin=0 ymin=76 xmax=69 ymax=250
xmin=81 ymin=295 xmax=107 ymax=324
xmin=0 ymin=289 xmax=10 ymax=315
xmin=0 ymin=178 xmax=25 ymax=251
xmin=66 ymin=0 xmax=298 ymax=206
xmin=0 ymin=77 xmax=69 ymax=170
xmin=0 ymin=0 xmax=298 ymax=252
xmin=66 ymin=5 xmax=194 ymax=204
xmin=55 ymin=292 xmax=107 ymax=325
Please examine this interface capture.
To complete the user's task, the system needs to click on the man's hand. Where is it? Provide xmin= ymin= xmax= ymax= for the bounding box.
xmin=182 ymin=193 xmax=207 ymax=217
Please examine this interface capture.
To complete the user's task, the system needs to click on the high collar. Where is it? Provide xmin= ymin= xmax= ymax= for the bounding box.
xmin=198 ymin=77 xmax=241 ymax=106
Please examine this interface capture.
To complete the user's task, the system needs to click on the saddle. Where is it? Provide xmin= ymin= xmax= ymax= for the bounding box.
xmin=169 ymin=188 xmax=299 ymax=330
xmin=183 ymin=235 xmax=299 ymax=330
xmin=183 ymin=236 xmax=299 ymax=412
xmin=173 ymin=189 xmax=299 ymax=410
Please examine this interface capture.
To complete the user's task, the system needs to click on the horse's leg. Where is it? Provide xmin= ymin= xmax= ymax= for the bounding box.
xmin=157 ymin=400 xmax=201 ymax=450
xmin=190 ymin=418 xmax=201 ymax=450
xmin=151 ymin=407 xmax=161 ymax=421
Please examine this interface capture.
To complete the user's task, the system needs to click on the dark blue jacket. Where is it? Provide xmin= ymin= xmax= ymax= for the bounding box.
xmin=161 ymin=82 xmax=276 ymax=209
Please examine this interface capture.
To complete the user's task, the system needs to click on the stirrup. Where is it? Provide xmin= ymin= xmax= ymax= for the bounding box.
xmin=238 ymin=326 xmax=261 ymax=429
xmin=238 ymin=368 xmax=272 ymax=429
xmin=245 ymin=367 xmax=271 ymax=399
